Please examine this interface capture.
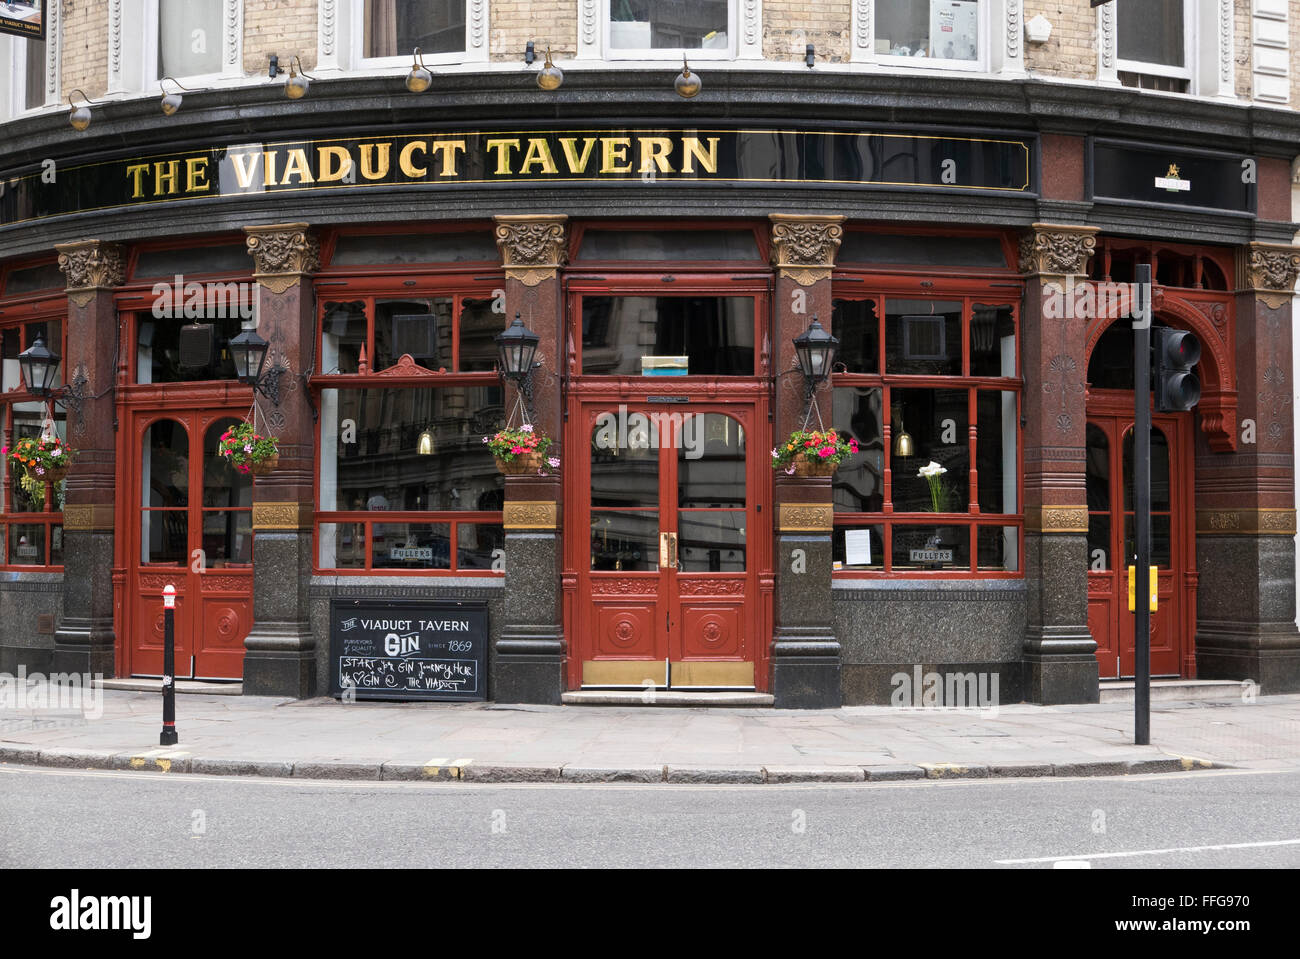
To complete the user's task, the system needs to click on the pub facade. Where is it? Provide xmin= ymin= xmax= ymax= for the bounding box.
xmin=1 ymin=1 xmax=1299 ymax=706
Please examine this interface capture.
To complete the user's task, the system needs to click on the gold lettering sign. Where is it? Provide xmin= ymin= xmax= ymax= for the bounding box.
xmin=0 ymin=129 xmax=1033 ymax=227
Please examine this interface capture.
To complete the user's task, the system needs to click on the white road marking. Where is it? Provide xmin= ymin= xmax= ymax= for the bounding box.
xmin=997 ymin=837 xmax=1300 ymax=865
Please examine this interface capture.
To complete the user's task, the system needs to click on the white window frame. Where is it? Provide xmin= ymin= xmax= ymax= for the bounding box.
xmin=0 ymin=29 xmax=57 ymax=120
xmin=1114 ymin=0 xmax=1194 ymax=86
xmin=602 ymin=0 xmax=738 ymax=61
xmin=111 ymin=0 xmax=242 ymax=94
xmin=851 ymin=0 xmax=992 ymax=73
xmin=344 ymin=0 xmax=488 ymax=71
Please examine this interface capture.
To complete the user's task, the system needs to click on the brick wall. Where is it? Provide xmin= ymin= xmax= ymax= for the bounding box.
xmin=61 ymin=0 xmax=108 ymax=99
xmin=1237 ymin=0 xmax=1252 ymax=100
xmin=489 ymin=1 xmax=577 ymax=61
xmin=244 ymin=0 xmax=318 ymax=73
xmin=1024 ymin=1 xmax=1096 ymax=81
xmin=764 ymin=0 xmax=850 ymax=64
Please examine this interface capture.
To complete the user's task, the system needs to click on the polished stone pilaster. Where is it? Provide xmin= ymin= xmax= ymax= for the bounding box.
xmin=491 ymin=215 xmax=567 ymax=703
xmin=1019 ymin=224 xmax=1100 ymax=704
xmin=240 ymin=223 xmax=320 ymax=697
xmin=1195 ymin=243 xmax=1300 ymax=692
xmin=51 ymin=240 xmax=125 ymax=678
xmin=769 ymin=214 xmax=844 ymax=708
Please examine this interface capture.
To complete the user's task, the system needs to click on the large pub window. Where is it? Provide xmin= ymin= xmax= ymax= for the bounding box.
xmin=830 ymin=289 xmax=1022 ymax=576
xmin=313 ymin=272 xmax=506 ymax=575
xmin=0 ymin=312 xmax=66 ymax=570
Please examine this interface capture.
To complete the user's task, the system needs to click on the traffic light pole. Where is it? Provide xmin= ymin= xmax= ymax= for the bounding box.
xmin=1133 ymin=264 xmax=1152 ymax=746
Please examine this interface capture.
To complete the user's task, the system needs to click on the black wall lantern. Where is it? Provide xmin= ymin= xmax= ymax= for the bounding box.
xmin=229 ymin=327 xmax=287 ymax=406
xmin=17 ymin=337 xmax=90 ymax=424
xmin=793 ymin=316 xmax=838 ymax=394
xmin=495 ymin=313 xmax=541 ymax=424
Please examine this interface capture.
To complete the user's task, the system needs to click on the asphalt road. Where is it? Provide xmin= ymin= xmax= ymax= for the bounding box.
xmin=2 ymin=764 xmax=1297 ymax=869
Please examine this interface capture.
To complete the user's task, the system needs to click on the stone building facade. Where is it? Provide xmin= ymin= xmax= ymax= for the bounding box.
xmin=0 ymin=1 xmax=1298 ymax=707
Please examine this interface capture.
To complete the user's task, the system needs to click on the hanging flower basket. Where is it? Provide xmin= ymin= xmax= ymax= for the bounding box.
xmin=251 ymin=452 xmax=280 ymax=476
xmin=218 ymin=422 xmax=280 ymax=477
xmin=771 ymin=429 xmax=857 ymax=476
xmin=485 ymin=424 xmax=559 ymax=476
xmin=4 ymin=435 xmax=75 ymax=485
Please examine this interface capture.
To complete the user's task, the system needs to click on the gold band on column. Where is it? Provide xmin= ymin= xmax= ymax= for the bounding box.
xmin=1196 ymin=508 xmax=1296 ymax=535
xmin=252 ymin=502 xmax=314 ymax=530
xmin=1024 ymin=506 xmax=1089 ymax=533
xmin=503 ymin=501 xmax=559 ymax=530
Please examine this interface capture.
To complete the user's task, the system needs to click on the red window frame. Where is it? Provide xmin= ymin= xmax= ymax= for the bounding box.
xmin=311 ymin=269 xmax=507 ymax=577
xmin=0 ymin=294 xmax=68 ymax=572
xmin=830 ymin=271 xmax=1025 ymax=579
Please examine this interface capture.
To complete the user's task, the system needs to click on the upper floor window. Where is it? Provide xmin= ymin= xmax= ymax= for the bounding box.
xmin=1117 ymin=0 xmax=1190 ymax=92
xmin=607 ymin=0 xmax=732 ymax=57
xmin=0 ymin=34 xmax=49 ymax=117
xmin=157 ymin=0 xmax=224 ymax=78
xmin=356 ymin=0 xmax=477 ymax=65
xmin=875 ymin=0 xmax=981 ymax=65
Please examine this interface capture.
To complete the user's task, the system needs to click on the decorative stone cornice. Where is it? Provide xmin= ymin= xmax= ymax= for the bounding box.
xmin=769 ymin=214 xmax=845 ymax=286
xmin=1237 ymin=242 xmax=1300 ymax=309
xmin=55 ymin=240 xmax=125 ymax=307
xmin=494 ymin=214 xmax=568 ymax=287
xmin=777 ymin=503 xmax=833 ymax=531
xmin=1024 ymin=505 xmax=1089 ymax=533
xmin=1018 ymin=224 xmax=1100 ymax=277
xmin=503 ymin=500 xmax=559 ymax=530
xmin=243 ymin=223 xmax=320 ymax=294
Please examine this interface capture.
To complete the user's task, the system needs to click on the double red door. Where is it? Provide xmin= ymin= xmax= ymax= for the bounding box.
xmin=126 ymin=408 xmax=254 ymax=679
xmin=1086 ymin=402 xmax=1196 ymax=677
xmin=567 ymin=399 xmax=767 ymax=689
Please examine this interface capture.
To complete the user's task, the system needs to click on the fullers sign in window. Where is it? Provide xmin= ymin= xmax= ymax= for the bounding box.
xmin=317 ymin=386 xmax=505 ymax=573
xmin=609 ymin=0 xmax=730 ymax=53
xmin=875 ymin=0 xmax=981 ymax=63
xmin=581 ymin=296 xmax=755 ymax=375
xmin=830 ymin=295 xmax=1021 ymax=576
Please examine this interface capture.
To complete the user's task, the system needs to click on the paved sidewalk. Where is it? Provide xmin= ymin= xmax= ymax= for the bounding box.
xmin=2 ymin=689 xmax=1297 ymax=784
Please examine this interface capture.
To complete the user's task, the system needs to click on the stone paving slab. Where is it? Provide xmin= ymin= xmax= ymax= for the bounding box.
xmin=0 ymin=689 xmax=1295 ymax=785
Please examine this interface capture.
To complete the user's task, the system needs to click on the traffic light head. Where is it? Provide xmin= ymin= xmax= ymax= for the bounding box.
xmin=1154 ymin=328 xmax=1200 ymax=412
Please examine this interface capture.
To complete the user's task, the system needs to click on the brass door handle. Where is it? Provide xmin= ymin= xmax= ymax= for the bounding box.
xmin=669 ymin=532 xmax=678 ymax=569
xmin=659 ymin=532 xmax=678 ymax=569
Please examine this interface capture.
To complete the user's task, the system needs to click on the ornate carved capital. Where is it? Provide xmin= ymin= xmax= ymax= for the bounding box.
xmin=243 ymin=223 xmax=320 ymax=293
xmin=777 ymin=503 xmax=833 ymax=531
xmin=769 ymin=214 xmax=845 ymax=286
xmin=494 ymin=214 xmax=568 ymax=286
xmin=55 ymin=240 xmax=126 ymax=307
xmin=1024 ymin=505 xmax=1089 ymax=533
xmin=252 ymin=501 xmax=314 ymax=530
xmin=1237 ymin=242 xmax=1300 ymax=309
xmin=503 ymin=500 xmax=559 ymax=530
xmin=1018 ymin=223 xmax=1100 ymax=277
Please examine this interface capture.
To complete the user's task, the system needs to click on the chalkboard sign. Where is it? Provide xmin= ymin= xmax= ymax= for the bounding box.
xmin=329 ymin=599 xmax=489 ymax=702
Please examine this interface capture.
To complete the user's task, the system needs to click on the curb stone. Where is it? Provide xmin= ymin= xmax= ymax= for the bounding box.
xmin=1053 ymin=760 xmax=1131 ymax=778
xmin=863 ymin=764 xmax=927 ymax=781
xmin=192 ymin=758 xmax=295 ymax=778
xmin=920 ymin=763 xmax=990 ymax=780
xmin=111 ymin=752 xmax=193 ymax=773
xmin=763 ymin=766 xmax=866 ymax=783
xmin=293 ymin=761 xmax=383 ymax=781
xmin=989 ymin=762 xmax=1054 ymax=778
xmin=460 ymin=764 xmax=562 ymax=783
xmin=666 ymin=766 xmax=765 ymax=784
xmin=560 ymin=765 xmax=664 ymax=783
xmin=0 ymin=752 xmax=1234 ymax=783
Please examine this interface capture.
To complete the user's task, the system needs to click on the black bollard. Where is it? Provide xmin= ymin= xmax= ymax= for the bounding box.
xmin=160 ymin=584 xmax=178 ymax=746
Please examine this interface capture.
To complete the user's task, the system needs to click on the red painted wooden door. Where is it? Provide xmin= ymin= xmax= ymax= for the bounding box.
xmin=128 ymin=409 xmax=253 ymax=679
xmin=1086 ymin=406 xmax=1196 ymax=678
xmin=572 ymin=400 xmax=763 ymax=688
